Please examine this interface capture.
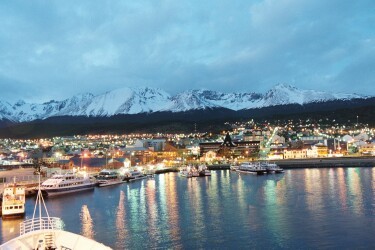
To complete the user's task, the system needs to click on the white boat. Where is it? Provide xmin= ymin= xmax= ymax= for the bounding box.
xmin=198 ymin=165 xmax=211 ymax=176
xmin=179 ymin=167 xmax=192 ymax=178
xmin=237 ymin=162 xmax=267 ymax=175
xmin=40 ymin=172 xmax=96 ymax=197
xmin=123 ymin=169 xmax=148 ymax=182
xmin=261 ymin=162 xmax=284 ymax=173
xmin=1 ymin=178 xmax=25 ymax=219
xmin=0 ymin=175 xmax=111 ymax=250
xmin=191 ymin=169 xmax=200 ymax=177
xmin=96 ymin=169 xmax=125 ymax=187
xmin=230 ymin=165 xmax=239 ymax=171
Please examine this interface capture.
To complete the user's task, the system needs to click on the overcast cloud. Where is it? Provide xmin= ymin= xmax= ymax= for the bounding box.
xmin=0 ymin=0 xmax=374 ymax=103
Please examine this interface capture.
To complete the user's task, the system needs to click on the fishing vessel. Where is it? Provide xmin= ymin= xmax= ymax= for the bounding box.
xmin=0 ymin=175 xmax=111 ymax=250
xmin=237 ymin=162 xmax=267 ymax=175
xmin=96 ymin=169 xmax=125 ymax=187
xmin=40 ymin=171 xmax=96 ymax=197
xmin=1 ymin=178 xmax=25 ymax=219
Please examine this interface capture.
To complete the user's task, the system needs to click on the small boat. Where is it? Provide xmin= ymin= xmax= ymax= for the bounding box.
xmin=96 ymin=169 xmax=125 ymax=187
xmin=237 ymin=162 xmax=267 ymax=175
xmin=40 ymin=171 xmax=96 ymax=197
xmin=1 ymin=177 xmax=25 ymax=219
xmin=179 ymin=167 xmax=193 ymax=178
xmin=0 ymin=175 xmax=111 ymax=250
xmin=123 ymin=169 xmax=148 ymax=182
xmin=198 ymin=164 xmax=211 ymax=176
xmin=230 ymin=165 xmax=239 ymax=171
xmin=261 ymin=162 xmax=284 ymax=173
xmin=191 ymin=169 xmax=200 ymax=177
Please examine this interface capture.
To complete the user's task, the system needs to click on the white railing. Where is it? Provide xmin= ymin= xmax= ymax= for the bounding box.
xmin=20 ymin=217 xmax=64 ymax=235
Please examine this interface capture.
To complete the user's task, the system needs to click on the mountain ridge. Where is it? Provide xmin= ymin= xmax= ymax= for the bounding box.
xmin=0 ymin=83 xmax=368 ymax=122
xmin=0 ymin=97 xmax=374 ymax=138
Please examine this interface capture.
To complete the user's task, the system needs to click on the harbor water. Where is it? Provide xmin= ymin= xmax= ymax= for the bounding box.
xmin=1 ymin=168 xmax=375 ymax=249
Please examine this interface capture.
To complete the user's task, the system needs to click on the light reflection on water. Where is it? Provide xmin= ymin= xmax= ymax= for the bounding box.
xmin=80 ymin=204 xmax=94 ymax=239
xmin=115 ymin=190 xmax=126 ymax=249
xmin=347 ymin=168 xmax=364 ymax=215
xmin=1 ymin=168 xmax=375 ymax=249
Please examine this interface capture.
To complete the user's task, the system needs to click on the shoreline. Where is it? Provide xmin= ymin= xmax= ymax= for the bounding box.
xmin=208 ymin=156 xmax=375 ymax=170
xmin=1 ymin=156 xmax=374 ymax=179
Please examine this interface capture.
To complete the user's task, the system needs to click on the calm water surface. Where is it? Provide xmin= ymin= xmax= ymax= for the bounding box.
xmin=1 ymin=168 xmax=375 ymax=249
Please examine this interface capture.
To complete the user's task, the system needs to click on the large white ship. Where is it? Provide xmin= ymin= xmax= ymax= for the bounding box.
xmin=40 ymin=172 xmax=96 ymax=197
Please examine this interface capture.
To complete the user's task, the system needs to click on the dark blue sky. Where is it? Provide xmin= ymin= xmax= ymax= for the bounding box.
xmin=0 ymin=0 xmax=374 ymax=103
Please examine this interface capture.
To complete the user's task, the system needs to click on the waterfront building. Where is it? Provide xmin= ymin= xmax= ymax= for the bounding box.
xmin=283 ymin=148 xmax=308 ymax=159
xmin=358 ymin=143 xmax=375 ymax=155
xmin=306 ymin=146 xmax=318 ymax=158
xmin=315 ymin=143 xmax=328 ymax=157
xmin=268 ymin=151 xmax=284 ymax=160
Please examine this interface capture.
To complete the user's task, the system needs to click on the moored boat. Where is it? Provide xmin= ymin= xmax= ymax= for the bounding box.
xmin=198 ymin=164 xmax=211 ymax=176
xmin=191 ymin=169 xmax=200 ymax=177
xmin=96 ymin=169 xmax=125 ymax=187
xmin=179 ymin=167 xmax=193 ymax=178
xmin=237 ymin=162 xmax=267 ymax=175
xmin=261 ymin=162 xmax=284 ymax=173
xmin=123 ymin=169 xmax=148 ymax=182
xmin=1 ymin=178 xmax=25 ymax=219
xmin=230 ymin=165 xmax=239 ymax=171
xmin=40 ymin=171 xmax=96 ymax=197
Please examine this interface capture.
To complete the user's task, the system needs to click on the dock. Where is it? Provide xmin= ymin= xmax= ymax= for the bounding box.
xmin=0 ymin=168 xmax=46 ymax=196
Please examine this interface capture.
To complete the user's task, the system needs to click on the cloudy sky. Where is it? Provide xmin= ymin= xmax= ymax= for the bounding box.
xmin=0 ymin=0 xmax=374 ymax=103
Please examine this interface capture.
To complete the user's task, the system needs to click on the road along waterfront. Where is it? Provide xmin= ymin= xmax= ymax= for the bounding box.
xmin=1 ymin=168 xmax=374 ymax=249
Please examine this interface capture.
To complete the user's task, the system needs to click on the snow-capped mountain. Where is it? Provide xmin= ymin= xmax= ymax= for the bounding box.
xmin=0 ymin=84 xmax=367 ymax=122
